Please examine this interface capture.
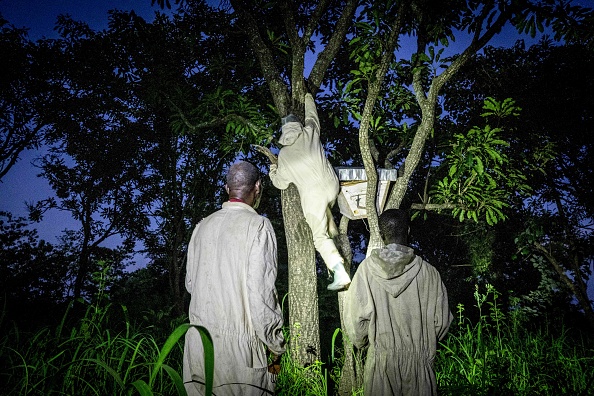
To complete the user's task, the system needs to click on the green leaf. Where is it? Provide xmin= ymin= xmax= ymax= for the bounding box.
xmin=475 ymin=157 xmax=484 ymax=174
xmin=131 ymin=380 xmax=153 ymax=396
xmin=162 ymin=364 xmax=187 ymax=396
xmin=148 ymin=324 xmax=202 ymax=387
xmin=449 ymin=164 xmax=458 ymax=177
xmin=87 ymin=358 xmax=126 ymax=389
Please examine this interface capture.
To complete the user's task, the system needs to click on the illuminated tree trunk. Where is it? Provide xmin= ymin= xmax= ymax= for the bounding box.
xmin=335 ymin=216 xmax=364 ymax=394
xmin=282 ymin=184 xmax=321 ymax=365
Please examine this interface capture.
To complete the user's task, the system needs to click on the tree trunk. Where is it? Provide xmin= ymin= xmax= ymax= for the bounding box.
xmin=335 ymin=216 xmax=364 ymax=394
xmin=171 ymin=246 xmax=185 ymax=317
xmin=283 ymin=183 xmax=321 ymax=366
xmin=337 ymin=291 xmax=364 ymax=395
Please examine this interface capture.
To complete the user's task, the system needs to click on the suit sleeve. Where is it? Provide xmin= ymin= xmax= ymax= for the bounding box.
xmin=343 ymin=265 xmax=372 ymax=349
xmin=185 ymin=223 xmax=201 ymax=294
xmin=247 ymin=218 xmax=286 ymax=355
xmin=304 ymin=93 xmax=320 ymax=136
xmin=269 ymin=163 xmax=290 ymax=190
xmin=435 ymin=277 xmax=453 ymax=341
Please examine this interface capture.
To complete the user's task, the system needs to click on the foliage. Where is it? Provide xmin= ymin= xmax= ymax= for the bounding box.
xmin=0 ymin=212 xmax=71 ymax=306
xmin=172 ymin=86 xmax=277 ymax=154
xmin=0 ymin=275 xmax=214 ymax=396
xmin=2 ymin=3 xmax=594 ymax=394
xmin=0 ymin=18 xmax=52 ymax=179
xmin=434 ymin=98 xmax=534 ymax=225
xmin=511 ymin=222 xmax=565 ymax=315
xmin=442 ymin=40 xmax=594 ymax=326
xmin=436 ymin=284 xmax=594 ymax=395
xmin=2 ymin=282 xmax=593 ymax=395
xmin=274 ymin=349 xmax=330 ymax=395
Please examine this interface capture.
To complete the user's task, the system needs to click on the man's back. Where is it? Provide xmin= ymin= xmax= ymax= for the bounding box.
xmin=186 ymin=201 xmax=274 ymax=333
xmin=183 ymin=200 xmax=285 ymax=395
xmin=344 ymin=244 xmax=452 ymax=395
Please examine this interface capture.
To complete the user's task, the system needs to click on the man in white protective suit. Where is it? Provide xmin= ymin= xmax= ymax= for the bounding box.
xmin=183 ymin=161 xmax=286 ymax=395
xmin=268 ymin=92 xmax=351 ymax=291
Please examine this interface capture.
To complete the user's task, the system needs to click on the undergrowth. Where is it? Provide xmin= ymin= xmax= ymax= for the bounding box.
xmin=1 ymin=282 xmax=592 ymax=395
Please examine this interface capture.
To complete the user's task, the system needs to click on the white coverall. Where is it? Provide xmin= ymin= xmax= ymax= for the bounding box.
xmin=183 ymin=201 xmax=286 ymax=396
xmin=269 ymin=93 xmax=343 ymax=271
xmin=344 ymin=244 xmax=453 ymax=396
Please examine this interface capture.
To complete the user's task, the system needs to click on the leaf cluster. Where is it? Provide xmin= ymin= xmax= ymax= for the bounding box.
xmin=434 ymin=98 xmax=532 ymax=225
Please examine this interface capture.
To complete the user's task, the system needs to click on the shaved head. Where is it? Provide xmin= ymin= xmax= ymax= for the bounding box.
xmin=379 ymin=208 xmax=410 ymax=246
xmin=226 ymin=161 xmax=261 ymax=200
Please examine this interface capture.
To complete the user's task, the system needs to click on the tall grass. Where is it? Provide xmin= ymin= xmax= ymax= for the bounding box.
xmin=436 ymin=284 xmax=594 ymax=395
xmin=272 ymin=321 xmax=331 ymax=395
xmin=0 ymin=265 xmax=214 ymax=396
xmin=1 ymin=282 xmax=592 ymax=395
xmin=0 ymin=297 xmax=214 ymax=396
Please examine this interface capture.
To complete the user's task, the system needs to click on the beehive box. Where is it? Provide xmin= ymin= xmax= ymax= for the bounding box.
xmin=334 ymin=167 xmax=399 ymax=220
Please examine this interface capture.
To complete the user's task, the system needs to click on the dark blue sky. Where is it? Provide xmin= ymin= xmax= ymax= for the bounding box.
xmin=0 ymin=0 xmax=168 ymax=245
xmin=0 ymin=0 xmax=162 ymax=39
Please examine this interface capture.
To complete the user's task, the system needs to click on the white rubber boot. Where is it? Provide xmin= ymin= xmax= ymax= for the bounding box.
xmin=327 ymin=261 xmax=351 ymax=291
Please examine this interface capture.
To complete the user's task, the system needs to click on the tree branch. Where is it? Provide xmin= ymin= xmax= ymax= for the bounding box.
xmin=359 ymin=2 xmax=407 ymax=248
xmin=230 ymin=0 xmax=290 ymax=114
xmin=308 ymin=0 xmax=358 ymax=89
xmin=432 ymin=6 xmax=512 ymax=96
xmin=251 ymin=144 xmax=278 ymax=165
xmin=533 ymin=242 xmax=594 ymax=328
xmin=280 ymin=0 xmax=302 ymax=50
xmin=167 ymin=95 xmax=261 ymax=132
xmin=384 ymin=140 xmax=406 ymax=168
xmin=410 ymin=202 xmax=457 ymax=210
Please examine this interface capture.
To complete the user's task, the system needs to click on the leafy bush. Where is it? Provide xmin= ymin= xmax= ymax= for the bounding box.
xmin=0 ymin=298 xmax=206 ymax=395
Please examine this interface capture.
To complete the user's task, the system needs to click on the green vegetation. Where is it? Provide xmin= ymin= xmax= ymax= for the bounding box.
xmin=1 ymin=301 xmax=184 ymax=395
xmin=437 ymin=285 xmax=594 ymax=395
xmin=1 ymin=2 xmax=593 ymax=394
xmin=2 ymin=284 xmax=592 ymax=395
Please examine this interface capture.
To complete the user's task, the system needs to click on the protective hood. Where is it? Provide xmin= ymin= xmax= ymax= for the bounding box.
xmin=278 ymin=121 xmax=303 ymax=146
xmin=368 ymin=243 xmax=422 ymax=298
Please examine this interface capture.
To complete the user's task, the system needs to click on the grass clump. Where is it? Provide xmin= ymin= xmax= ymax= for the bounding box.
xmin=435 ymin=284 xmax=594 ymax=395
xmin=0 ymin=298 xmax=196 ymax=396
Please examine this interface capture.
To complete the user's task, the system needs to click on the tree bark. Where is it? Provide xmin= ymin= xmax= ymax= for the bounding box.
xmin=336 ymin=215 xmax=364 ymax=394
xmin=386 ymin=6 xmax=512 ymax=211
xmin=231 ymin=0 xmax=358 ymax=368
xmin=230 ymin=1 xmax=319 ymax=366
xmin=283 ymin=183 xmax=321 ymax=365
xmin=358 ymin=2 xmax=406 ymax=251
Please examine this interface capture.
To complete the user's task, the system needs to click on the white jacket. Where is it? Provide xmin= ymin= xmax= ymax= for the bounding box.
xmin=183 ymin=201 xmax=285 ymax=395
xmin=270 ymin=93 xmax=339 ymax=202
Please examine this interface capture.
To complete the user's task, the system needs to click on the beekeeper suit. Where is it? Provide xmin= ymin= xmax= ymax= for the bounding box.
xmin=269 ymin=92 xmax=351 ymax=291
xmin=344 ymin=209 xmax=453 ymax=395
xmin=183 ymin=161 xmax=285 ymax=395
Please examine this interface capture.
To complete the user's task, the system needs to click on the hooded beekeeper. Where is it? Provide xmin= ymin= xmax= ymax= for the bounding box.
xmin=268 ymin=92 xmax=351 ymax=291
xmin=344 ymin=208 xmax=453 ymax=395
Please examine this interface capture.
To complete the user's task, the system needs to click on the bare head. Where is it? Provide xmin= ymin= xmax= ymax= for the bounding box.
xmin=379 ymin=208 xmax=410 ymax=246
xmin=225 ymin=161 xmax=262 ymax=207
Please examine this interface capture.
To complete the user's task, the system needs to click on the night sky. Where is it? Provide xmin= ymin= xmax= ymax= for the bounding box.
xmin=0 ymin=0 xmax=160 ymax=39
xmin=0 ymin=0 xmax=167 ymax=244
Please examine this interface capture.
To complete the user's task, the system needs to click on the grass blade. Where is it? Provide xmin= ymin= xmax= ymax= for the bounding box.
xmin=162 ymin=363 xmax=187 ymax=396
